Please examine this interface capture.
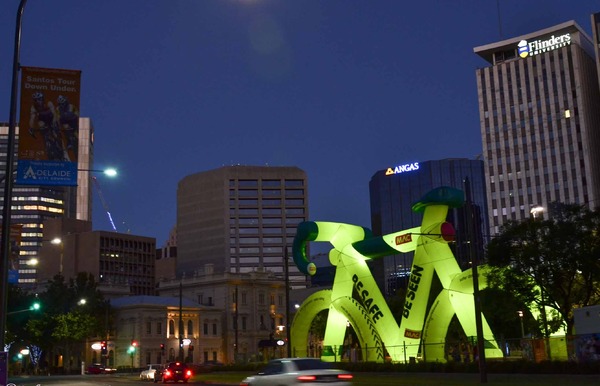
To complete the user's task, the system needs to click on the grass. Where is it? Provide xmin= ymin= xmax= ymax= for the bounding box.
xmin=194 ymin=371 xmax=600 ymax=386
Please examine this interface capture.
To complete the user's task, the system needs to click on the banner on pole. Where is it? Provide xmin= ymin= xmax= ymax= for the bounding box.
xmin=17 ymin=66 xmax=81 ymax=186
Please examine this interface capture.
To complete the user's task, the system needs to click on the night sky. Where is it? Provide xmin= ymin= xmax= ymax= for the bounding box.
xmin=0 ymin=1 xmax=597 ymax=246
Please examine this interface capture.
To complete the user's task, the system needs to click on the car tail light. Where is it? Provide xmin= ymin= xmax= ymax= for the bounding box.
xmin=338 ymin=374 xmax=353 ymax=380
xmin=165 ymin=370 xmax=172 ymax=377
xmin=186 ymin=370 xmax=192 ymax=377
xmin=297 ymin=375 xmax=317 ymax=382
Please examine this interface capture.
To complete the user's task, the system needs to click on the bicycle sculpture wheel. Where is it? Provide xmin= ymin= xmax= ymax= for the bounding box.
xmin=290 ymin=186 xmax=504 ymax=363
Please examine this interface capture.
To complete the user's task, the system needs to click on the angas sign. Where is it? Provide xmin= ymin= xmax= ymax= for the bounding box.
xmin=518 ymin=33 xmax=571 ymax=58
xmin=385 ymin=162 xmax=419 ymax=176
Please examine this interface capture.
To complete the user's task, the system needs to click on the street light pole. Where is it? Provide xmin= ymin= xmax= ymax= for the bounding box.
xmin=517 ymin=311 xmax=525 ymax=338
xmin=1 ymin=0 xmax=28 ymax=352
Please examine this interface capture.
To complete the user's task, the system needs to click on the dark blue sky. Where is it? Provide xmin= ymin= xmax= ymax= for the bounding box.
xmin=1 ymin=1 xmax=597 ymax=246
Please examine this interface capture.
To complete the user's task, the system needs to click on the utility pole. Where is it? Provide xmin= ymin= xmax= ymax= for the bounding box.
xmin=234 ymin=285 xmax=238 ymax=362
xmin=464 ymin=177 xmax=487 ymax=383
xmin=284 ymin=247 xmax=291 ymax=357
xmin=179 ymin=282 xmax=184 ymax=362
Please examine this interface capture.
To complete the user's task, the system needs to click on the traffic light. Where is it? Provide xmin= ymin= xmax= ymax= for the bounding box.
xmin=101 ymin=341 xmax=107 ymax=355
xmin=160 ymin=343 xmax=165 ymax=354
xmin=128 ymin=339 xmax=138 ymax=354
xmin=30 ymin=301 xmax=40 ymax=311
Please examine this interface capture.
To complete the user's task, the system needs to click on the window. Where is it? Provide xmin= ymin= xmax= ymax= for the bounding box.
xmin=212 ymin=323 xmax=217 ymax=335
xmin=169 ymin=320 xmax=175 ymax=336
xmin=238 ymin=180 xmax=258 ymax=187
xmin=242 ymin=316 xmax=247 ymax=331
xmin=204 ymin=323 xmax=208 ymax=335
xmin=241 ymin=292 xmax=247 ymax=305
xmin=285 ymin=180 xmax=303 ymax=187
xmin=146 ymin=321 xmax=152 ymax=335
xmin=157 ymin=322 xmax=162 ymax=335
xmin=262 ymin=199 xmax=281 ymax=206
xmin=285 ymin=189 xmax=304 ymax=196
xmin=259 ymin=293 xmax=265 ymax=305
xmin=188 ymin=320 xmax=194 ymax=336
xmin=262 ymin=180 xmax=280 ymax=187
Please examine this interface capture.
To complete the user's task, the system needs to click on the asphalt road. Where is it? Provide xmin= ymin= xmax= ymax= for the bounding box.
xmin=5 ymin=373 xmax=224 ymax=386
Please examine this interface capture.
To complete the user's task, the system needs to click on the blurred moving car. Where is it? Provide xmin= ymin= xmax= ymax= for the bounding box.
xmin=197 ymin=360 xmax=225 ymax=372
xmin=140 ymin=364 xmax=164 ymax=380
xmin=86 ymin=363 xmax=116 ymax=374
xmin=153 ymin=362 xmax=192 ymax=383
xmin=240 ymin=358 xmax=353 ymax=386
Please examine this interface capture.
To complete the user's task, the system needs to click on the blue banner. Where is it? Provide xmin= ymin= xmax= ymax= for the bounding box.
xmin=16 ymin=160 xmax=77 ymax=186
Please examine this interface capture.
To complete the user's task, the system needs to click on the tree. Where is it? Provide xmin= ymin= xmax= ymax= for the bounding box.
xmin=24 ymin=272 xmax=111 ymax=373
xmin=486 ymin=202 xmax=600 ymax=336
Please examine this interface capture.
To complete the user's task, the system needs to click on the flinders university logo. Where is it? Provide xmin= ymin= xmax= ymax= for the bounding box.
xmin=518 ymin=33 xmax=571 ymax=58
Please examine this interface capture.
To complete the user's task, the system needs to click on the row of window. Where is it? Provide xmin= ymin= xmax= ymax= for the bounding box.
xmin=230 ymin=179 xmax=304 ymax=188
xmin=100 ymin=238 xmax=155 ymax=252
xmin=232 ymin=198 xmax=305 ymax=206
xmin=230 ymin=246 xmax=288 ymax=254
xmin=145 ymin=320 xmax=220 ymax=337
xmin=232 ymin=208 xmax=305 ymax=215
xmin=233 ymin=218 xmax=304 ymax=225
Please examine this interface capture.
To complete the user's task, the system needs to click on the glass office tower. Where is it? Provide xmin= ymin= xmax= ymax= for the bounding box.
xmin=0 ymin=118 xmax=93 ymax=286
xmin=369 ymin=158 xmax=487 ymax=295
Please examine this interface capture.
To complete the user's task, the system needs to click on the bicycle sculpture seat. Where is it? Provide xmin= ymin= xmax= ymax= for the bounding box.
xmin=290 ymin=186 xmax=503 ymax=363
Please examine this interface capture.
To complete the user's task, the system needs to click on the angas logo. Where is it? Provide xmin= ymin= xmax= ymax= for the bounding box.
xmin=385 ymin=162 xmax=419 ymax=176
xmin=395 ymin=233 xmax=412 ymax=245
xmin=518 ymin=33 xmax=571 ymax=58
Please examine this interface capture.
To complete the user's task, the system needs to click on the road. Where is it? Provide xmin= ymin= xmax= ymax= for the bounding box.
xmin=5 ymin=374 xmax=230 ymax=386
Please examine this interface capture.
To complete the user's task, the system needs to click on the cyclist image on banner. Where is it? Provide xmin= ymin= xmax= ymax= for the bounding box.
xmin=56 ymin=94 xmax=79 ymax=159
xmin=27 ymin=91 xmax=68 ymax=161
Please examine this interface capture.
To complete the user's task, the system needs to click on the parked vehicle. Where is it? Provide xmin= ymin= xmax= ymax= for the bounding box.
xmin=86 ymin=363 xmax=116 ymax=374
xmin=240 ymin=358 xmax=353 ymax=386
xmin=140 ymin=364 xmax=164 ymax=380
xmin=154 ymin=362 xmax=192 ymax=383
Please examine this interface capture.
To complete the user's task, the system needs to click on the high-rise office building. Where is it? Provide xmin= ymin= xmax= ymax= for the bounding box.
xmin=177 ymin=165 xmax=309 ymax=288
xmin=0 ymin=118 xmax=94 ymax=285
xmin=474 ymin=20 xmax=600 ymax=234
xmin=369 ymin=158 xmax=487 ymax=295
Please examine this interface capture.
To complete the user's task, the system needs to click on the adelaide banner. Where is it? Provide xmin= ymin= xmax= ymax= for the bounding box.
xmin=17 ymin=66 xmax=81 ymax=186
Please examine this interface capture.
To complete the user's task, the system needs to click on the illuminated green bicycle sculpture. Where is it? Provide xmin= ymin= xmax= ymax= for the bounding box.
xmin=290 ymin=186 xmax=504 ymax=363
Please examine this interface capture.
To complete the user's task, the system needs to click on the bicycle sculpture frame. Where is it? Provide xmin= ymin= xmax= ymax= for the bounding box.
xmin=290 ymin=186 xmax=504 ymax=363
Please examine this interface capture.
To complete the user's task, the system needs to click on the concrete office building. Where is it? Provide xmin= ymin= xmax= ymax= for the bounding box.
xmin=369 ymin=158 xmax=487 ymax=295
xmin=474 ymin=20 xmax=600 ymax=234
xmin=38 ymin=217 xmax=156 ymax=296
xmin=0 ymin=118 xmax=94 ymax=286
xmin=177 ymin=166 xmax=308 ymax=288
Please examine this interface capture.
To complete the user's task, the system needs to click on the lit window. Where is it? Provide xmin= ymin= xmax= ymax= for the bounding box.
xmin=565 ymin=109 xmax=571 ymax=118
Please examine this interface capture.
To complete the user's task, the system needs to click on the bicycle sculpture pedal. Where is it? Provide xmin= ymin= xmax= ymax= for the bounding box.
xmin=291 ymin=186 xmax=504 ymax=363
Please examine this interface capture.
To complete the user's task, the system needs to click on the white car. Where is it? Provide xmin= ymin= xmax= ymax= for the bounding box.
xmin=140 ymin=364 xmax=164 ymax=381
xmin=240 ymin=358 xmax=353 ymax=386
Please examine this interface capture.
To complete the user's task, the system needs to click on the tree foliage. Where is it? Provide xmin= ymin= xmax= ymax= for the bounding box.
xmin=485 ymin=203 xmax=600 ymax=335
xmin=19 ymin=272 xmax=111 ymax=372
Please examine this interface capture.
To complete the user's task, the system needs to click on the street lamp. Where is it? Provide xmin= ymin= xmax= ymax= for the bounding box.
xmin=49 ymin=237 xmax=63 ymax=275
xmin=517 ymin=311 xmax=525 ymax=338
xmin=1 ymin=0 xmax=27 ymax=355
xmin=530 ymin=205 xmax=544 ymax=219
xmin=78 ymin=167 xmax=117 ymax=177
